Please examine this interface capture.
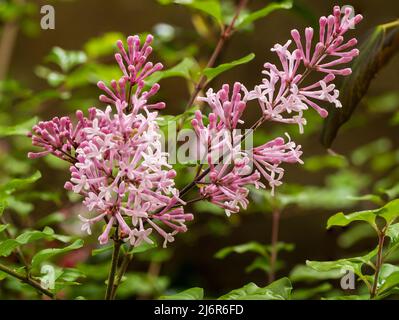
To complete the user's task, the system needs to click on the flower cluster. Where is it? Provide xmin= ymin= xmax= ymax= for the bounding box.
xmin=192 ymin=6 xmax=362 ymax=215
xmin=29 ymin=35 xmax=192 ymax=247
xmin=28 ymin=6 xmax=362 ymax=244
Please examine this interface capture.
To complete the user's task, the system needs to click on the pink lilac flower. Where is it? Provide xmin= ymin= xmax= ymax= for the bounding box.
xmin=248 ymin=6 xmax=362 ymax=130
xmin=192 ymin=83 xmax=303 ymax=214
xmin=29 ymin=36 xmax=192 ymax=248
xmin=193 ymin=6 xmax=361 ymax=215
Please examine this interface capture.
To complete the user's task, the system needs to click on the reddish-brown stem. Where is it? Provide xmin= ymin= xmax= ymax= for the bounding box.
xmin=0 ymin=262 xmax=55 ymax=299
xmin=0 ymin=0 xmax=26 ymax=80
xmin=371 ymin=230 xmax=386 ymax=299
xmin=110 ymin=250 xmax=133 ymax=299
xmin=268 ymin=207 xmax=281 ymax=284
xmin=182 ymin=0 xmax=249 ymax=114
xmin=105 ymin=234 xmax=122 ymax=300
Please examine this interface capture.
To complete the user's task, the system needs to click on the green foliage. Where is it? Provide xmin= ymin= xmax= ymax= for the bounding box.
xmin=0 ymin=226 xmax=70 ymax=257
xmin=290 ymin=265 xmax=342 ymax=283
xmin=146 ymin=57 xmax=199 ymax=86
xmin=215 ymin=241 xmax=294 ymax=275
xmin=203 ymin=53 xmax=255 ymax=82
xmin=160 ymin=287 xmax=204 ymax=300
xmin=158 ymin=0 xmax=223 ymax=26
xmin=327 ymin=199 xmax=399 ymax=229
xmin=116 ymin=272 xmax=170 ymax=298
xmin=0 ymin=117 xmax=38 ymax=138
xmin=337 ymin=224 xmax=376 ymax=248
xmin=84 ymin=32 xmax=125 ymax=59
xmin=218 ymin=278 xmax=292 ymax=300
xmin=291 ymin=283 xmax=333 ymax=300
xmin=0 ymin=171 xmax=41 ymax=197
xmin=31 ymin=239 xmax=84 ymax=270
xmin=215 ymin=241 xmax=267 ymax=258
xmin=235 ymin=0 xmax=293 ymax=30
xmin=46 ymin=47 xmax=87 ymax=73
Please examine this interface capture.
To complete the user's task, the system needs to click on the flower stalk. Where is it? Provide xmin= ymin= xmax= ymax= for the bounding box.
xmin=105 ymin=236 xmax=122 ymax=300
xmin=0 ymin=262 xmax=55 ymax=299
xmin=268 ymin=207 xmax=281 ymax=283
xmin=371 ymin=228 xmax=387 ymax=299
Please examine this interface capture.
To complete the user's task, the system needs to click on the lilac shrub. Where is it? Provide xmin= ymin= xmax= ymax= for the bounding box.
xmin=28 ymin=6 xmax=362 ymax=249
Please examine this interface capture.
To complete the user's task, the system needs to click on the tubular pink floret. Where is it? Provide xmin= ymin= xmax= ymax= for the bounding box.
xmin=28 ymin=35 xmax=190 ymax=248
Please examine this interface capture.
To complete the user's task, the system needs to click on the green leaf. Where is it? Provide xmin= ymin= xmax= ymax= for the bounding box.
xmin=337 ymin=224 xmax=376 ymax=249
xmin=327 ymin=210 xmax=377 ymax=230
xmin=383 ymin=183 xmax=399 ymax=201
xmin=0 ymin=171 xmax=41 ymax=197
xmin=214 ymin=241 xmax=267 ymax=259
xmin=159 ymin=287 xmax=204 ymax=300
xmin=0 ymin=117 xmax=38 ymax=138
xmin=377 ymin=199 xmax=399 ymax=224
xmin=203 ymin=53 xmax=255 ymax=82
xmin=322 ymin=20 xmax=399 ymax=147
xmin=378 ymin=271 xmax=399 ymax=297
xmin=159 ymin=0 xmax=222 ymax=26
xmin=0 ymin=226 xmax=55 ymax=257
xmin=289 ymin=265 xmax=342 ymax=283
xmin=291 ymin=283 xmax=332 ymax=300
xmin=84 ymin=32 xmax=124 ymax=59
xmin=327 ymin=199 xmax=399 ymax=229
xmin=0 ymin=224 xmax=9 ymax=233
xmin=35 ymin=66 xmax=66 ymax=87
xmin=236 ymin=0 xmax=293 ymax=30
xmin=46 ymin=47 xmax=87 ymax=73
xmin=92 ymin=245 xmax=113 ymax=257
xmin=31 ymin=239 xmax=84 ymax=269
xmin=387 ymin=223 xmax=399 ymax=244
xmin=218 ymin=278 xmax=292 ymax=300
xmin=6 ymin=197 xmax=34 ymax=216
xmin=324 ymin=294 xmax=369 ymax=300
xmin=35 ymin=212 xmax=65 ymax=228
xmin=146 ymin=57 xmax=198 ymax=86
xmin=193 ymin=200 xmax=224 ymax=214
xmin=245 ymin=256 xmax=270 ymax=274
xmin=351 ymin=138 xmax=392 ymax=166
xmin=346 ymin=194 xmax=384 ymax=206
xmin=116 ymin=272 xmax=169 ymax=298
xmin=306 ymin=248 xmax=378 ymax=282
xmin=303 ymin=154 xmax=348 ymax=172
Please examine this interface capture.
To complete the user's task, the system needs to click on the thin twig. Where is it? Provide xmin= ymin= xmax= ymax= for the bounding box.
xmin=181 ymin=0 xmax=249 ymax=114
xmin=268 ymin=207 xmax=280 ymax=283
xmin=105 ymin=238 xmax=122 ymax=300
xmin=0 ymin=262 xmax=55 ymax=299
xmin=371 ymin=229 xmax=386 ymax=299
xmin=0 ymin=0 xmax=26 ymax=80
xmin=110 ymin=250 xmax=133 ymax=299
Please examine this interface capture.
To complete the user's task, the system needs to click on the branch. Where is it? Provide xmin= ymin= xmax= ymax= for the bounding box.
xmin=182 ymin=0 xmax=249 ymax=113
xmin=0 ymin=262 xmax=55 ymax=299
xmin=0 ymin=0 xmax=26 ymax=80
xmin=110 ymin=250 xmax=134 ymax=299
xmin=268 ymin=207 xmax=281 ymax=284
xmin=371 ymin=229 xmax=386 ymax=299
xmin=105 ymin=238 xmax=122 ymax=300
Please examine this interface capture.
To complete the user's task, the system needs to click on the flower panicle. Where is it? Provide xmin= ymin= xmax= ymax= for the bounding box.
xmin=194 ymin=6 xmax=361 ymax=215
xmin=29 ymin=35 xmax=191 ymax=247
